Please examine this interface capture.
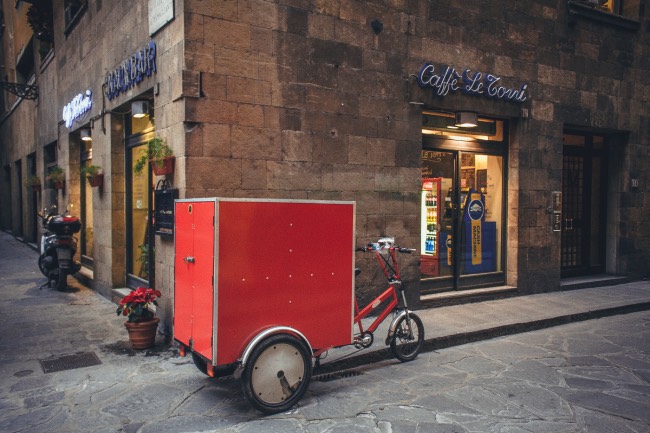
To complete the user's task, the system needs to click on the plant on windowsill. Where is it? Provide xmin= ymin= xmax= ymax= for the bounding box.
xmin=46 ymin=166 xmax=65 ymax=190
xmin=26 ymin=0 xmax=54 ymax=44
xmin=116 ymin=286 xmax=162 ymax=349
xmin=133 ymin=136 xmax=174 ymax=176
xmin=81 ymin=164 xmax=104 ymax=188
xmin=25 ymin=175 xmax=42 ymax=192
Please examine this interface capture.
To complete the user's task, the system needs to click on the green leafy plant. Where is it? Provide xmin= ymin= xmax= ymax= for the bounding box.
xmin=25 ymin=175 xmax=41 ymax=187
xmin=134 ymin=137 xmax=173 ymax=175
xmin=46 ymin=166 xmax=65 ymax=183
xmin=26 ymin=0 xmax=54 ymax=43
xmin=81 ymin=164 xmax=102 ymax=182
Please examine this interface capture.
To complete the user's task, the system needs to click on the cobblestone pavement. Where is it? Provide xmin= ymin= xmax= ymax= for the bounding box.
xmin=0 ymin=231 xmax=649 ymax=432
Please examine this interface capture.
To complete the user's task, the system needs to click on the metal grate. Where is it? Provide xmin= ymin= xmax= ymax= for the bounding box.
xmin=313 ymin=369 xmax=363 ymax=382
xmin=40 ymin=352 xmax=101 ymax=374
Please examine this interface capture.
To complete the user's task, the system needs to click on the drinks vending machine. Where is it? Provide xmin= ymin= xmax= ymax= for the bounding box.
xmin=421 ymin=178 xmax=441 ymax=277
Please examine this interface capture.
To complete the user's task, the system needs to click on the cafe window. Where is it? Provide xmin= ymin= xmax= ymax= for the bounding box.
xmin=15 ymin=39 xmax=35 ymax=85
xmin=420 ymin=111 xmax=507 ymax=293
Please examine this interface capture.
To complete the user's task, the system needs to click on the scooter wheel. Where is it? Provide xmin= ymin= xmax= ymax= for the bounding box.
xmin=37 ymin=255 xmax=49 ymax=277
xmin=55 ymin=271 xmax=67 ymax=291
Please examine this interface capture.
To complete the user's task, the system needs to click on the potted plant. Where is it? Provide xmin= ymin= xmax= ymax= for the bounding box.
xmin=116 ymin=286 xmax=162 ymax=349
xmin=134 ymin=137 xmax=174 ymax=176
xmin=81 ymin=164 xmax=104 ymax=187
xmin=46 ymin=166 xmax=65 ymax=190
xmin=25 ymin=175 xmax=42 ymax=192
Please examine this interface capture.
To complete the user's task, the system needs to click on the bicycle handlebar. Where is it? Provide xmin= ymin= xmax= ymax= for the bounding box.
xmin=355 ymin=245 xmax=415 ymax=254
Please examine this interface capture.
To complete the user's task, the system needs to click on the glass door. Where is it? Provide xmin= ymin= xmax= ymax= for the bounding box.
xmin=126 ymin=137 xmax=152 ymax=287
xmin=457 ymin=152 xmax=504 ymax=282
xmin=80 ymin=141 xmax=94 ymax=268
xmin=125 ymin=97 xmax=155 ymax=289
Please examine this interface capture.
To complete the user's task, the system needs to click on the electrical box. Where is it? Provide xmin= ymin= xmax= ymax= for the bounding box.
xmin=173 ymin=198 xmax=356 ymax=366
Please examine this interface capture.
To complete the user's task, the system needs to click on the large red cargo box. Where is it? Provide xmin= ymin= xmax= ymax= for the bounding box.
xmin=174 ymin=198 xmax=355 ymax=366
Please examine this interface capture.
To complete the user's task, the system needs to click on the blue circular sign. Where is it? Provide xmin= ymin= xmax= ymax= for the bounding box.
xmin=468 ymin=199 xmax=484 ymax=221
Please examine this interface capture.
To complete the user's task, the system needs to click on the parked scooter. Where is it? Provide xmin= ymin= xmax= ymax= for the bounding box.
xmin=38 ymin=205 xmax=82 ymax=290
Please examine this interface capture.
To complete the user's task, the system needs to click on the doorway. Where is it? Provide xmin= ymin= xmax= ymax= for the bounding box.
xmin=126 ymin=130 xmax=154 ymax=289
xmin=420 ymin=111 xmax=507 ymax=293
xmin=80 ymin=137 xmax=94 ymax=269
xmin=561 ymin=133 xmax=608 ymax=277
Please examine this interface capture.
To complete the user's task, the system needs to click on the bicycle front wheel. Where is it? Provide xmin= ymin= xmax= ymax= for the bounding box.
xmin=390 ymin=312 xmax=424 ymax=362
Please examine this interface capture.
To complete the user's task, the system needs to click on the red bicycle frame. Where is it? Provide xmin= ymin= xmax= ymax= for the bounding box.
xmin=353 ymin=246 xmax=402 ymax=336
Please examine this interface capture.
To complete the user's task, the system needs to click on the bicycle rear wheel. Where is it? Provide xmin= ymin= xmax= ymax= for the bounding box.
xmin=390 ymin=313 xmax=424 ymax=362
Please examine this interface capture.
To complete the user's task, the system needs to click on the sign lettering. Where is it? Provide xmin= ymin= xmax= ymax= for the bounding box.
xmin=417 ymin=63 xmax=527 ymax=103
xmin=62 ymin=90 xmax=92 ymax=129
xmin=104 ymin=41 xmax=157 ymax=101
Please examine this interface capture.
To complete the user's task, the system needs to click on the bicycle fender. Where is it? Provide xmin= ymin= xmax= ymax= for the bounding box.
xmin=385 ymin=309 xmax=412 ymax=346
xmin=234 ymin=326 xmax=313 ymax=379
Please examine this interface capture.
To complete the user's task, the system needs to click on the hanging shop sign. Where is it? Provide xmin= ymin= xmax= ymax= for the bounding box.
xmin=416 ymin=62 xmax=528 ymax=103
xmin=62 ymin=90 xmax=92 ymax=129
xmin=104 ymin=41 xmax=157 ymax=101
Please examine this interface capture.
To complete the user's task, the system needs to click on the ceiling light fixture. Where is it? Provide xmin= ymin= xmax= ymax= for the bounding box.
xmin=455 ymin=111 xmax=478 ymax=128
xmin=80 ymin=128 xmax=92 ymax=142
xmin=131 ymin=100 xmax=150 ymax=118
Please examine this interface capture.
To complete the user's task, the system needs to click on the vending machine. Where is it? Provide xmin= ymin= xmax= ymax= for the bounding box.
xmin=421 ymin=178 xmax=441 ymax=277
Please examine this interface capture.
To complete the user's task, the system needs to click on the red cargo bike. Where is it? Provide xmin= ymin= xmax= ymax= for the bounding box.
xmin=173 ymin=198 xmax=424 ymax=414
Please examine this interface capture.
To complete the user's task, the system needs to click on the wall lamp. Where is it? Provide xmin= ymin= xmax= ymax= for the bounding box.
xmin=455 ymin=111 xmax=478 ymax=128
xmin=80 ymin=128 xmax=92 ymax=142
xmin=132 ymin=100 xmax=150 ymax=118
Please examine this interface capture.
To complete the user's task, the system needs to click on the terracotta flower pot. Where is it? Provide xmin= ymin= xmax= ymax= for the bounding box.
xmin=88 ymin=173 xmax=104 ymax=187
xmin=124 ymin=317 xmax=159 ymax=349
xmin=31 ymin=184 xmax=41 ymax=193
xmin=151 ymin=156 xmax=174 ymax=176
xmin=54 ymin=180 xmax=64 ymax=190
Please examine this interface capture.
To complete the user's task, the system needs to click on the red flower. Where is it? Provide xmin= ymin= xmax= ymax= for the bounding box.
xmin=116 ymin=287 xmax=162 ymax=322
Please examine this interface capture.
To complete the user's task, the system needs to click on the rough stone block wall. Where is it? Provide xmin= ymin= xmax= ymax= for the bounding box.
xmin=181 ymin=0 xmax=649 ymax=297
xmin=182 ymin=1 xmax=424 ymax=304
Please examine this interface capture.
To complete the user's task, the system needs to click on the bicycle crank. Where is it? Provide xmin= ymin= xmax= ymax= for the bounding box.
xmin=353 ymin=332 xmax=374 ymax=349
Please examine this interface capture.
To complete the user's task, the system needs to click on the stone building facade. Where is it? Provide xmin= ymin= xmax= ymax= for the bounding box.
xmin=1 ymin=0 xmax=648 ymax=335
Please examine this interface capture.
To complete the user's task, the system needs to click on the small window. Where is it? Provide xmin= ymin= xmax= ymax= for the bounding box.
xmin=64 ymin=0 xmax=87 ymax=35
xmin=15 ymin=39 xmax=35 ymax=85
xmin=569 ymin=0 xmax=642 ymax=26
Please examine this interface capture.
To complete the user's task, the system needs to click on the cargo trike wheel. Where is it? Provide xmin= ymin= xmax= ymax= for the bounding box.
xmin=390 ymin=312 xmax=424 ymax=362
xmin=241 ymin=334 xmax=312 ymax=414
xmin=191 ymin=352 xmax=208 ymax=375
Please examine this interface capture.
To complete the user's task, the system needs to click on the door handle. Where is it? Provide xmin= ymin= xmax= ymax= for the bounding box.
xmin=184 ymin=256 xmax=195 ymax=263
xmin=564 ymin=219 xmax=573 ymax=231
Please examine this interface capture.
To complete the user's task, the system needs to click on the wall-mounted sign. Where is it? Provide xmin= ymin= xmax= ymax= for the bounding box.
xmin=62 ymin=90 xmax=92 ymax=129
xmin=149 ymin=0 xmax=174 ymax=36
xmin=417 ymin=63 xmax=528 ymax=103
xmin=154 ymin=187 xmax=178 ymax=237
xmin=104 ymin=41 xmax=157 ymax=101
xmin=552 ymin=191 xmax=562 ymax=232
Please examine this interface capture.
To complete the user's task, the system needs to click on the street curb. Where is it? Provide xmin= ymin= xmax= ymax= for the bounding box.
xmin=314 ymin=301 xmax=650 ymax=374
